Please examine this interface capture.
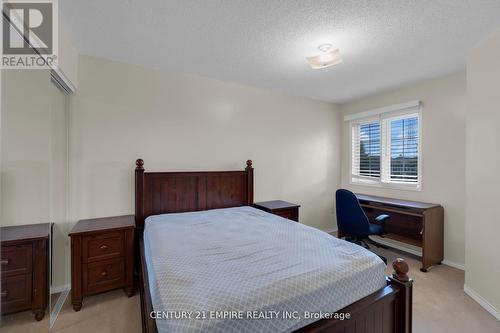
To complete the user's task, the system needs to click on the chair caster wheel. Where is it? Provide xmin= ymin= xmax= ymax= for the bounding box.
xmin=420 ymin=268 xmax=428 ymax=273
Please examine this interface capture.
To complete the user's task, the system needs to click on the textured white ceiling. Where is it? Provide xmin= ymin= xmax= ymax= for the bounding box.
xmin=60 ymin=1 xmax=500 ymax=103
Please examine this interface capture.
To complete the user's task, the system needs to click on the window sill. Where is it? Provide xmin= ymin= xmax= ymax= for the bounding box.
xmin=350 ymin=177 xmax=422 ymax=192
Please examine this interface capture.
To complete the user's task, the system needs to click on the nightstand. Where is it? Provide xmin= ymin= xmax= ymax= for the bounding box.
xmin=69 ymin=215 xmax=135 ymax=311
xmin=254 ymin=200 xmax=300 ymax=222
xmin=1 ymin=223 xmax=52 ymax=321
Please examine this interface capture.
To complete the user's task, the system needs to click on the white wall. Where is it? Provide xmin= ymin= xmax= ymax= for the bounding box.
xmin=340 ymin=72 xmax=467 ymax=267
xmin=465 ymin=30 xmax=500 ymax=318
xmin=69 ymin=56 xmax=342 ymax=234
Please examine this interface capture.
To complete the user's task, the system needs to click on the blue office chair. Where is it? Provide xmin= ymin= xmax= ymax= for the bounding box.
xmin=335 ymin=189 xmax=390 ymax=249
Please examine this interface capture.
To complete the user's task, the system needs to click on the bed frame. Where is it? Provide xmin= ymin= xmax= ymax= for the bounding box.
xmin=135 ymin=159 xmax=413 ymax=333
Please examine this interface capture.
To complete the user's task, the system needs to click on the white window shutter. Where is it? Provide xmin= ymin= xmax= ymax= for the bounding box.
xmin=351 ymin=124 xmax=360 ymax=176
xmin=382 ymin=113 xmax=420 ymax=185
xmin=351 ymin=120 xmax=381 ymax=179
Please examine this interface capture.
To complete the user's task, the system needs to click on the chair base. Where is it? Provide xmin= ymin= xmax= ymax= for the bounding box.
xmin=344 ymin=236 xmax=369 ymax=248
xmin=343 ymin=236 xmax=387 ymax=265
xmin=344 ymin=236 xmax=387 ymax=249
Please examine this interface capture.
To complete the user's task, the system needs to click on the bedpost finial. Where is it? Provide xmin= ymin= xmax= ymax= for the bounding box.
xmin=246 ymin=160 xmax=253 ymax=169
xmin=136 ymin=159 xmax=144 ymax=170
xmin=392 ymin=258 xmax=410 ymax=282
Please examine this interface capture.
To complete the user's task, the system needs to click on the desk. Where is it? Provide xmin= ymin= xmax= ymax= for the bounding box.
xmin=338 ymin=193 xmax=444 ymax=272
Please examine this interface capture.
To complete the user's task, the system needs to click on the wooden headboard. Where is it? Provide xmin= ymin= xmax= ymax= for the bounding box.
xmin=134 ymin=159 xmax=254 ymax=229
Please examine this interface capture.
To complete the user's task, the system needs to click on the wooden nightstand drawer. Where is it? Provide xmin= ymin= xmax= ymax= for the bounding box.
xmin=274 ymin=208 xmax=299 ymax=221
xmin=83 ymin=231 xmax=124 ymax=263
xmin=1 ymin=244 xmax=33 ymax=277
xmin=1 ymin=274 xmax=32 ymax=313
xmin=84 ymin=258 xmax=125 ymax=294
xmin=254 ymin=200 xmax=300 ymax=222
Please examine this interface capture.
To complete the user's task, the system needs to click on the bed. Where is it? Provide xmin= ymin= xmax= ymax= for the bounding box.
xmin=135 ymin=159 xmax=413 ymax=333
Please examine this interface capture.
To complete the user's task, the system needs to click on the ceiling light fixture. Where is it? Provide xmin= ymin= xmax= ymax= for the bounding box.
xmin=306 ymin=44 xmax=342 ymax=69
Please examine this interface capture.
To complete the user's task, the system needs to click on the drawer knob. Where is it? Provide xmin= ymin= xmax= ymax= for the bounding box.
xmin=99 ymin=244 xmax=108 ymax=251
xmin=101 ymin=270 xmax=108 ymax=277
xmin=1 ymin=290 xmax=8 ymax=298
xmin=0 ymin=259 xmax=9 ymax=265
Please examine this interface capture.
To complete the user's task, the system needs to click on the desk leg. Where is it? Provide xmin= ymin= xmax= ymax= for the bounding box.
xmin=421 ymin=207 xmax=444 ymax=273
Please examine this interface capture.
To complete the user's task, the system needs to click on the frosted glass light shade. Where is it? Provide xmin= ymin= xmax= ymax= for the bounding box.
xmin=306 ymin=49 xmax=342 ymax=69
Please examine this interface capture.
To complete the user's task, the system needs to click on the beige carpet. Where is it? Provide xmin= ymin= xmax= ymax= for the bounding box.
xmin=2 ymin=247 xmax=499 ymax=332
xmin=0 ymin=308 xmax=49 ymax=333
xmin=52 ymin=289 xmax=141 ymax=333
xmin=373 ymin=247 xmax=500 ymax=333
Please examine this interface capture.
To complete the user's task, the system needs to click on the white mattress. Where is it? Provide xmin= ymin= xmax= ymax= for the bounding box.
xmin=144 ymin=206 xmax=386 ymax=333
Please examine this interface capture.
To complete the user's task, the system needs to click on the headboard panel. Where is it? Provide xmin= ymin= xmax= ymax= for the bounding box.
xmin=134 ymin=159 xmax=254 ymax=230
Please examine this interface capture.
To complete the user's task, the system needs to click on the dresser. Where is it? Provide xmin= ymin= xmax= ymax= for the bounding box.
xmin=254 ymin=200 xmax=300 ymax=222
xmin=69 ymin=215 xmax=135 ymax=311
xmin=1 ymin=223 xmax=51 ymax=321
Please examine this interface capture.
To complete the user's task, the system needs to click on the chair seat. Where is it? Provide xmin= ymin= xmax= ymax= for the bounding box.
xmin=368 ymin=223 xmax=384 ymax=235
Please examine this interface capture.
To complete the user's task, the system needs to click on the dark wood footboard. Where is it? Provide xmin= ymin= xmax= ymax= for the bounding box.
xmin=139 ymin=239 xmax=412 ymax=333
xmin=294 ymin=258 xmax=412 ymax=333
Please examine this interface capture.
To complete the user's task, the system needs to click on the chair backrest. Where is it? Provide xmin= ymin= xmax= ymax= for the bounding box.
xmin=335 ymin=189 xmax=370 ymax=238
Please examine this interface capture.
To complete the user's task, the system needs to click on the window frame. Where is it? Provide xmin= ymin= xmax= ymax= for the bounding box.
xmin=349 ymin=104 xmax=422 ymax=191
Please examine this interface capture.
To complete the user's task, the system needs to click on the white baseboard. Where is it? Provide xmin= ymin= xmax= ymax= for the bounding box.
xmin=51 ymin=284 xmax=70 ymax=294
xmin=464 ymin=285 xmax=500 ymax=321
xmin=442 ymin=259 xmax=465 ymax=271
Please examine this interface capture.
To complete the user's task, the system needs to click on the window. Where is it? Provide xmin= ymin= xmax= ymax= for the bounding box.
xmin=349 ymin=101 xmax=421 ymax=190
